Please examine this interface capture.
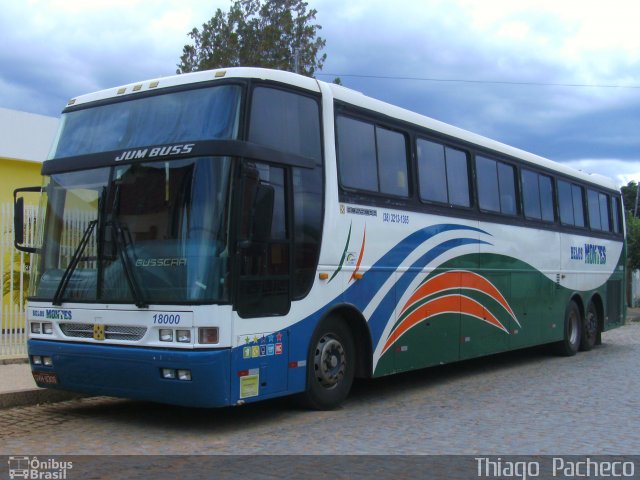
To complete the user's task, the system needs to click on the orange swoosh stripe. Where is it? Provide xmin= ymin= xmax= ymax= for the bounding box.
xmin=401 ymin=270 xmax=519 ymax=326
xmin=383 ymin=294 xmax=509 ymax=356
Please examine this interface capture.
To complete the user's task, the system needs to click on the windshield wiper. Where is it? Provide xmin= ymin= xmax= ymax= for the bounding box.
xmin=111 ymin=220 xmax=148 ymax=308
xmin=52 ymin=220 xmax=98 ymax=306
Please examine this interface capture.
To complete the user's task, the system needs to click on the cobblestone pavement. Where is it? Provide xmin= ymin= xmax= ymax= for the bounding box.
xmin=1 ymin=324 xmax=639 ymax=456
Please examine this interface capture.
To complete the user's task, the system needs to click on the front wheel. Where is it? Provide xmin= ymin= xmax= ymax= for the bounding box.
xmin=552 ymin=300 xmax=581 ymax=356
xmin=300 ymin=316 xmax=355 ymax=410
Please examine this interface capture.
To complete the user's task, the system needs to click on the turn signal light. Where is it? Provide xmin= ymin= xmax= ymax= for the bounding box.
xmin=198 ymin=327 xmax=219 ymax=344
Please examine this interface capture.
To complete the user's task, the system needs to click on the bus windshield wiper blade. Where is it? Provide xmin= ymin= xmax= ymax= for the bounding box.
xmin=111 ymin=221 xmax=148 ymax=308
xmin=52 ymin=220 xmax=98 ymax=306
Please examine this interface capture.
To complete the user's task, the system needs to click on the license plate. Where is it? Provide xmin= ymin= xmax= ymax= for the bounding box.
xmin=32 ymin=371 xmax=58 ymax=385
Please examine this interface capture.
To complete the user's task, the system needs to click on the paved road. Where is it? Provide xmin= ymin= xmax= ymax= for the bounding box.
xmin=1 ymin=324 xmax=639 ymax=456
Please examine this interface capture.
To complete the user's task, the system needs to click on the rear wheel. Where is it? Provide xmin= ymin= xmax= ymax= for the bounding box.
xmin=300 ymin=316 xmax=355 ymax=410
xmin=580 ymin=300 xmax=598 ymax=351
xmin=553 ymin=300 xmax=581 ymax=356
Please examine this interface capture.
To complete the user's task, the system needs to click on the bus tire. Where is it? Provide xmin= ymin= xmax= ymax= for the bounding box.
xmin=580 ymin=300 xmax=598 ymax=351
xmin=552 ymin=300 xmax=581 ymax=357
xmin=301 ymin=316 xmax=355 ymax=410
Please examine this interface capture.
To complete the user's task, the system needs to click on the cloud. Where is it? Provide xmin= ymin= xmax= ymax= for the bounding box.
xmin=317 ymin=0 xmax=640 ymax=182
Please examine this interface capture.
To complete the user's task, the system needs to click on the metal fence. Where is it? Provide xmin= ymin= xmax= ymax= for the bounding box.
xmin=1 ymin=202 xmax=37 ymax=358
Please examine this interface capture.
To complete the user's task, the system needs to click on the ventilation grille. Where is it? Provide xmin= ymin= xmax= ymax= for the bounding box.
xmin=60 ymin=323 xmax=147 ymax=341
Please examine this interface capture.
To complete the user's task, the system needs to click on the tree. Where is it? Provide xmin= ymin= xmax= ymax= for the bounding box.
xmin=621 ymin=180 xmax=638 ymax=215
xmin=177 ymin=0 xmax=327 ymax=77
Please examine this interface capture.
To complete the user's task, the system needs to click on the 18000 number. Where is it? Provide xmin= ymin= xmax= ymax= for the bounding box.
xmin=153 ymin=314 xmax=181 ymax=325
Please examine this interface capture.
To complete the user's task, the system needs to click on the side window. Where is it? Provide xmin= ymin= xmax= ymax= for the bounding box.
xmin=558 ymin=179 xmax=586 ymax=227
xmin=522 ymin=169 xmax=554 ymax=222
xmin=336 ymin=116 xmax=377 ymax=191
xmin=599 ymin=193 xmax=610 ymax=231
xmin=476 ymin=155 xmax=517 ymax=215
xmin=249 ymin=87 xmax=321 ymax=161
xmin=336 ymin=115 xmax=409 ymax=197
xmin=558 ymin=180 xmax=574 ymax=225
xmin=417 ymin=138 xmax=470 ymax=207
xmin=572 ymin=184 xmax=585 ymax=227
xmin=377 ymin=127 xmax=408 ymax=196
xmin=589 ymin=189 xmax=612 ymax=232
xmin=611 ymin=196 xmax=622 ymax=234
xmin=588 ymin=190 xmax=602 ymax=230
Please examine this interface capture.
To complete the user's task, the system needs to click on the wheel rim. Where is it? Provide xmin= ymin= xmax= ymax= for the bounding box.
xmin=586 ymin=308 xmax=597 ymax=336
xmin=568 ymin=309 xmax=579 ymax=345
xmin=314 ymin=334 xmax=346 ymax=389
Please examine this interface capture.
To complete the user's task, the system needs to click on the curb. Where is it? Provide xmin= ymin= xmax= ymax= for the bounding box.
xmin=0 ymin=388 xmax=86 ymax=410
xmin=0 ymin=356 xmax=29 ymax=366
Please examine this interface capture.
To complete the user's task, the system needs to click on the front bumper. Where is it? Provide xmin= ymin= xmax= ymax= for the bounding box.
xmin=28 ymin=339 xmax=231 ymax=408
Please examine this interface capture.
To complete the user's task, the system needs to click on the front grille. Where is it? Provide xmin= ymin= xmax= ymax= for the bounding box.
xmin=60 ymin=323 xmax=147 ymax=341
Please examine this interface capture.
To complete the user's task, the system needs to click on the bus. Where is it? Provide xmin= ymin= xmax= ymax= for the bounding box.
xmin=15 ymin=67 xmax=625 ymax=410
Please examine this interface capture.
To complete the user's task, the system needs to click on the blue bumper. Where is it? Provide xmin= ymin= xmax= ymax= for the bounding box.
xmin=28 ymin=340 xmax=232 ymax=408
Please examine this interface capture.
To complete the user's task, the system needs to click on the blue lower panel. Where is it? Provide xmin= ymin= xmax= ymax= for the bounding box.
xmin=28 ymin=340 xmax=231 ymax=408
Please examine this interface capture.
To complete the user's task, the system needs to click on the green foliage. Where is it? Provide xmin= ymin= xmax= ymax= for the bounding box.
xmin=626 ymin=213 xmax=640 ymax=271
xmin=177 ymin=0 xmax=327 ymax=77
xmin=621 ymin=180 xmax=638 ymax=214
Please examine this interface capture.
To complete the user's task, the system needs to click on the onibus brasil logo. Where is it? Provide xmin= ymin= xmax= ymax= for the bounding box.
xmin=8 ymin=456 xmax=73 ymax=479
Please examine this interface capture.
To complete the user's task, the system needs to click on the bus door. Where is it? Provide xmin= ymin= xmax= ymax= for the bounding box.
xmin=230 ymin=160 xmax=292 ymax=400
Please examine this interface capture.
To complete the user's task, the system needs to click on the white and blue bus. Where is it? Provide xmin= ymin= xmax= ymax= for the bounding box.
xmin=16 ymin=68 xmax=625 ymax=409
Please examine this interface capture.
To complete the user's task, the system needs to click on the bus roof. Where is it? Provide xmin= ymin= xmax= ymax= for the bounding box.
xmin=65 ymin=67 xmax=617 ymax=192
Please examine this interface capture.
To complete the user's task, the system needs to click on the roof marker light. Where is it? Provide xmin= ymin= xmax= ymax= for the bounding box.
xmin=215 ymin=71 xmax=226 ymax=78
xmin=117 ymin=88 xmax=126 ymax=95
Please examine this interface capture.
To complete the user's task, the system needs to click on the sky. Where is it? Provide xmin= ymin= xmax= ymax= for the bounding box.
xmin=1 ymin=0 xmax=638 ymax=186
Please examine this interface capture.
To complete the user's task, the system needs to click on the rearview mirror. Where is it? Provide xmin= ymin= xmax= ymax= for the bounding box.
xmin=14 ymin=186 xmax=42 ymax=253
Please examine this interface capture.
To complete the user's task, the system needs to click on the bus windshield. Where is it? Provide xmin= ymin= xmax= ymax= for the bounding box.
xmin=51 ymin=84 xmax=241 ymax=158
xmin=31 ymin=156 xmax=232 ymax=305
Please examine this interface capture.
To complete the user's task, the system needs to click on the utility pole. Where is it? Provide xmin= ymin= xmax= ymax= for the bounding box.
xmin=635 ymin=181 xmax=639 ymax=217
xmin=293 ymin=47 xmax=300 ymax=74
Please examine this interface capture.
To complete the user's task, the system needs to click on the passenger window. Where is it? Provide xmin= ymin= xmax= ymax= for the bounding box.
xmin=336 ymin=116 xmax=377 ymax=191
xmin=588 ymin=190 xmax=601 ymax=230
xmin=559 ymin=180 xmax=585 ymax=228
xmin=611 ymin=196 xmax=622 ymax=234
xmin=572 ymin=184 xmax=585 ymax=227
xmin=558 ymin=180 xmax=574 ymax=225
xmin=336 ymin=115 xmax=408 ymax=197
xmin=588 ymin=189 xmax=612 ymax=232
xmin=476 ymin=156 xmax=516 ymax=215
xmin=522 ymin=169 xmax=554 ymax=222
xmin=377 ymin=127 xmax=408 ymax=196
xmin=417 ymin=139 xmax=470 ymax=207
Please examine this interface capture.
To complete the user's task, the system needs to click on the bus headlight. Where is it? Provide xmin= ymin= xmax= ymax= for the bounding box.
xmin=176 ymin=330 xmax=191 ymax=343
xmin=159 ymin=329 xmax=173 ymax=342
xmin=31 ymin=323 xmax=42 ymax=334
xmin=42 ymin=323 xmax=54 ymax=334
